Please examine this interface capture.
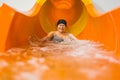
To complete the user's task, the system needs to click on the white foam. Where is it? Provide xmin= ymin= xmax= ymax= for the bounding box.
xmin=2 ymin=40 xmax=119 ymax=80
xmin=0 ymin=60 xmax=8 ymax=68
xmin=34 ymin=40 xmax=119 ymax=64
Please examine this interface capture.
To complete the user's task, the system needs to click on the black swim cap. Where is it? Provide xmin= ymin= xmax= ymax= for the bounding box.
xmin=57 ymin=19 xmax=67 ymax=26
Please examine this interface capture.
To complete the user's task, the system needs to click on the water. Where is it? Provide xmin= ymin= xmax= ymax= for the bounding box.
xmin=0 ymin=40 xmax=120 ymax=80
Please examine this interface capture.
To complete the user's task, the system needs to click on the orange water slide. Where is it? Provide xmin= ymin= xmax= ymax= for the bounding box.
xmin=0 ymin=0 xmax=120 ymax=56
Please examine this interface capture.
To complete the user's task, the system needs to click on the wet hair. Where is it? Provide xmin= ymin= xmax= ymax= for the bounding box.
xmin=57 ymin=19 xmax=67 ymax=26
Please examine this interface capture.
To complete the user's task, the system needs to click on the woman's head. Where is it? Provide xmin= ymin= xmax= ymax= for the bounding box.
xmin=57 ymin=19 xmax=67 ymax=26
xmin=56 ymin=19 xmax=67 ymax=33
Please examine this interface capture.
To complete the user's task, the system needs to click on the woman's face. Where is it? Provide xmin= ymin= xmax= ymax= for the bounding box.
xmin=57 ymin=23 xmax=66 ymax=33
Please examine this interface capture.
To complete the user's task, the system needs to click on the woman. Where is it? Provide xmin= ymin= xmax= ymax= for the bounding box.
xmin=40 ymin=19 xmax=78 ymax=43
xmin=29 ymin=19 xmax=78 ymax=46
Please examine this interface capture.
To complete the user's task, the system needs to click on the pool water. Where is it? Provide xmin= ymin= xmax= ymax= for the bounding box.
xmin=0 ymin=40 xmax=120 ymax=80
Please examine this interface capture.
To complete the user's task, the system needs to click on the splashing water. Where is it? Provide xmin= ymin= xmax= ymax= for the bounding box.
xmin=0 ymin=40 xmax=120 ymax=80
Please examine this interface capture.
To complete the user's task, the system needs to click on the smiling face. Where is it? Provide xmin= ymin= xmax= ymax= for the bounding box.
xmin=57 ymin=23 xmax=66 ymax=33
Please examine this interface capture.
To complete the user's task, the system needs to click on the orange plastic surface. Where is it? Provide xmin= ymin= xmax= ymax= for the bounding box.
xmin=0 ymin=1 xmax=120 ymax=57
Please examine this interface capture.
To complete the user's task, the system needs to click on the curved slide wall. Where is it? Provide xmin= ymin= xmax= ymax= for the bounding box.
xmin=0 ymin=0 xmax=120 ymax=56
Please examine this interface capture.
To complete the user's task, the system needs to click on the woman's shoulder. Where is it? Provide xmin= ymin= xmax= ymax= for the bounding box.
xmin=47 ymin=31 xmax=57 ymax=36
xmin=65 ymin=32 xmax=72 ymax=36
xmin=49 ymin=31 xmax=56 ymax=34
xmin=68 ymin=33 xmax=73 ymax=35
xmin=67 ymin=33 xmax=76 ymax=38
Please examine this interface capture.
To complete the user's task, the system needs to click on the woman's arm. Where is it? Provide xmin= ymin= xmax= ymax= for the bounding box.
xmin=28 ymin=32 xmax=54 ymax=46
xmin=40 ymin=31 xmax=55 ymax=42
xmin=69 ymin=33 xmax=78 ymax=41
